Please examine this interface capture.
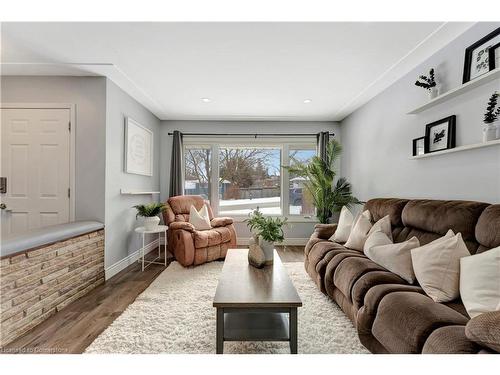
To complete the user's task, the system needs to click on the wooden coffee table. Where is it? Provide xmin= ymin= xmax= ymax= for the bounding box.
xmin=213 ymin=249 xmax=302 ymax=354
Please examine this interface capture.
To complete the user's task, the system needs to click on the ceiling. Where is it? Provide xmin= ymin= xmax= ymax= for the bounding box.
xmin=1 ymin=22 xmax=474 ymax=121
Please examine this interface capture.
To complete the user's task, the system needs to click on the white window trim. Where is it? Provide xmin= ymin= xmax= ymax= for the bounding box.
xmin=183 ymin=137 xmax=318 ymax=222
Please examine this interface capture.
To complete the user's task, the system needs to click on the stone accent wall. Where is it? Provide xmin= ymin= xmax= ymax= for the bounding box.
xmin=0 ymin=229 xmax=105 ymax=347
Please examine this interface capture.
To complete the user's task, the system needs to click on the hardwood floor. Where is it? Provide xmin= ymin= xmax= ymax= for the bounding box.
xmin=2 ymin=245 xmax=304 ymax=354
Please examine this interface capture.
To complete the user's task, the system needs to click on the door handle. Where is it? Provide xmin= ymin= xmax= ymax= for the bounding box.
xmin=0 ymin=203 xmax=12 ymax=212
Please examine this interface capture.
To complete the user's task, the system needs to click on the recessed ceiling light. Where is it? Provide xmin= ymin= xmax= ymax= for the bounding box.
xmin=201 ymin=98 xmax=211 ymax=103
xmin=303 ymin=99 xmax=312 ymax=104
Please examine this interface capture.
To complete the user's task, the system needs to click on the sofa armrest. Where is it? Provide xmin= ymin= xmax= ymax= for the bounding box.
xmin=211 ymin=217 xmax=234 ymax=227
xmin=314 ymin=223 xmax=338 ymax=240
xmin=465 ymin=311 xmax=500 ymax=353
xmin=169 ymin=221 xmax=195 ymax=232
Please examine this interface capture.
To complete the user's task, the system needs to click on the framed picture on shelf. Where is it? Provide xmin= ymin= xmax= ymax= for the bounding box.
xmin=412 ymin=137 xmax=426 ymax=156
xmin=463 ymin=27 xmax=500 ymax=83
xmin=124 ymin=117 xmax=153 ymax=176
xmin=488 ymin=42 xmax=500 ymax=70
xmin=424 ymin=115 xmax=456 ymax=154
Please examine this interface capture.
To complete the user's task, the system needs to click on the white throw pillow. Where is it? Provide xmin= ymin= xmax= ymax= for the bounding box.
xmin=363 ymin=230 xmax=393 ymax=255
xmin=189 ymin=204 xmax=211 ymax=230
xmin=366 ymin=235 xmax=420 ymax=284
xmin=460 ymin=246 xmax=500 ymax=318
xmin=367 ymin=215 xmax=393 ymax=241
xmin=330 ymin=206 xmax=354 ymax=243
xmin=411 ymin=231 xmax=469 ymax=302
xmin=344 ymin=210 xmax=372 ymax=251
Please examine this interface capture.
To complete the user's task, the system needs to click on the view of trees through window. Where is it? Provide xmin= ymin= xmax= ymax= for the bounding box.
xmin=184 ymin=143 xmax=316 ymax=217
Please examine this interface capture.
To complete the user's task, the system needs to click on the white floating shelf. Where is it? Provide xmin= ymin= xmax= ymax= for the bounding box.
xmin=120 ymin=189 xmax=160 ymax=195
xmin=410 ymin=139 xmax=500 ymax=160
xmin=407 ymin=69 xmax=500 ymax=115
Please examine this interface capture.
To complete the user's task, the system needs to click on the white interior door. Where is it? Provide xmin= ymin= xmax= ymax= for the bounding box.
xmin=1 ymin=108 xmax=71 ymax=238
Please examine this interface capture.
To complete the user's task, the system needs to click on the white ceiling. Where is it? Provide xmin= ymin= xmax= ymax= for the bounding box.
xmin=1 ymin=22 xmax=474 ymax=121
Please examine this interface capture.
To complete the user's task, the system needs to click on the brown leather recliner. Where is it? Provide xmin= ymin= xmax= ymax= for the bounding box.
xmin=163 ymin=195 xmax=237 ymax=267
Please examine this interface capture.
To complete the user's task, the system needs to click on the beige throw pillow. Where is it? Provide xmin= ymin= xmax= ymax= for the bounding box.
xmin=330 ymin=206 xmax=354 ymax=243
xmin=367 ymin=215 xmax=393 ymax=241
xmin=344 ymin=210 xmax=372 ymax=251
xmin=411 ymin=231 xmax=470 ymax=302
xmin=460 ymin=246 xmax=500 ymax=318
xmin=365 ymin=235 xmax=420 ymax=284
xmin=189 ymin=204 xmax=211 ymax=230
xmin=363 ymin=230 xmax=393 ymax=255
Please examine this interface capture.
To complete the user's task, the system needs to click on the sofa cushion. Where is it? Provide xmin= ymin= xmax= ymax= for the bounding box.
xmin=351 ymin=271 xmax=406 ymax=310
xmin=324 ymin=251 xmax=366 ymax=298
xmin=372 ymin=291 xmax=469 ymax=353
xmin=367 ymin=215 xmax=393 ymax=241
xmin=193 ymin=228 xmax=231 ymax=248
xmin=363 ymin=198 xmax=409 ymax=227
xmin=189 ymin=204 xmax=211 ymax=230
xmin=465 ymin=311 xmax=500 ymax=352
xmin=344 ymin=211 xmax=372 ymax=251
xmin=475 ymin=204 xmax=500 ymax=249
xmin=402 ymin=199 xmax=488 ymax=244
xmin=422 ymin=325 xmax=481 ymax=354
xmin=333 ymin=256 xmax=386 ymax=302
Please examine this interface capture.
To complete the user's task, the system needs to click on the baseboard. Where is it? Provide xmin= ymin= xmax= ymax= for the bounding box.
xmin=105 ymin=239 xmax=159 ymax=280
xmin=236 ymin=237 xmax=308 ymax=246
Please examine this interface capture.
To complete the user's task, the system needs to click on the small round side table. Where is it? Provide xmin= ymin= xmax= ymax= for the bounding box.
xmin=135 ymin=225 xmax=168 ymax=271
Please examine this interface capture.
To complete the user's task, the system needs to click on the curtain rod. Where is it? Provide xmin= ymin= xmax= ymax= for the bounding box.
xmin=168 ymin=132 xmax=335 ymax=137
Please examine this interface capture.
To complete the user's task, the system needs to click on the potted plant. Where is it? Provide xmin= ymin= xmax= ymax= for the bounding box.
xmin=415 ymin=68 xmax=438 ymax=99
xmin=245 ymin=209 xmax=288 ymax=265
xmin=483 ymin=91 xmax=500 ymax=142
xmin=285 ymin=139 xmax=362 ymax=224
xmin=133 ymin=202 xmax=165 ymax=231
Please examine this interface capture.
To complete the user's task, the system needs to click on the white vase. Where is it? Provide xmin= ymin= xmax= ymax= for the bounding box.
xmin=258 ymin=237 xmax=274 ymax=265
xmin=428 ymin=86 xmax=439 ymax=99
xmin=483 ymin=123 xmax=497 ymax=142
xmin=143 ymin=216 xmax=160 ymax=231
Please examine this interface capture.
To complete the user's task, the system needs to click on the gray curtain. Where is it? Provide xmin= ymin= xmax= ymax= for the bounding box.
xmin=169 ymin=130 xmax=184 ymax=197
xmin=316 ymin=131 xmax=330 ymax=162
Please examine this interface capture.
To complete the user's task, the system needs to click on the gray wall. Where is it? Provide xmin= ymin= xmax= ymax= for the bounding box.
xmin=340 ymin=22 xmax=500 ymax=204
xmin=160 ymin=120 xmax=340 ymax=239
xmin=105 ymin=80 xmax=161 ymax=268
xmin=1 ymin=76 xmax=107 ymax=221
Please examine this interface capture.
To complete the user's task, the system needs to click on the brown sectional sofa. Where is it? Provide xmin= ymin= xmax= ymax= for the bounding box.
xmin=304 ymin=198 xmax=500 ymax=354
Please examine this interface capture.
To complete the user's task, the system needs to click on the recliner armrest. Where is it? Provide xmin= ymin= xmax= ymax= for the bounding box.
xmin=465 ymin=311 xmax=500 ymax=353
xmin=169 ymin=221 xmax=195 ymax=232
xmin=210 ymin=217 xmax=234 ymax=227
xmin=314 ymin=223 xmax=338 ymax=240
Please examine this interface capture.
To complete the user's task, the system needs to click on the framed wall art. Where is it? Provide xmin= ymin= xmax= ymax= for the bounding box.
xmin=424 ymin=115 xmax=456 ymax=154
xmin=124 ymin=117 xmax=153 ymax=176
xmin=463 ymin=27 xmax=500 ymax=83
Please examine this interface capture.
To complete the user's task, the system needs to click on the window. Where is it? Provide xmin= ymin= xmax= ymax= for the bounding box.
xmin=288 ymin=148 xmax=316 ymax=216
xmin=219 ymin=147 xmax=281 ymax=216
xmin=184 ymin=146 xmax=212 ymax=202
xmin=182 ymin=138 xmax=317 ymax=219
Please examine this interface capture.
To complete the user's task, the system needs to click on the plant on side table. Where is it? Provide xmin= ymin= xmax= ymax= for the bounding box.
xmin=285 ymin=139 xmax=362 ymax=224
xmin=133 ymin=202 xmax=165 ymax=231
xmin=245 ymin=209 xmax=288 ymax=267
xmin=483 ymin=91 xmax=500 ymax=142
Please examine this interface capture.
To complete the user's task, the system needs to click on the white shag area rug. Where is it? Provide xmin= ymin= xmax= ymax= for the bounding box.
xmin=85 ymin=261 xmax=369 ymax=354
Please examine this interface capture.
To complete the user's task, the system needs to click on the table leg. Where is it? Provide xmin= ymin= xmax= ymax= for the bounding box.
xmin=289 ymin=307 xmax=297 ymax=354
xmin=216 ymin=308 xmax=224 ymax=354
xmin=158 ymin=232 xmax=160 ymax=258
xmin=141 ymin=234 xmax=145 ymax=272
xmin=164 ymin=230 xmax=167 ymax=266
